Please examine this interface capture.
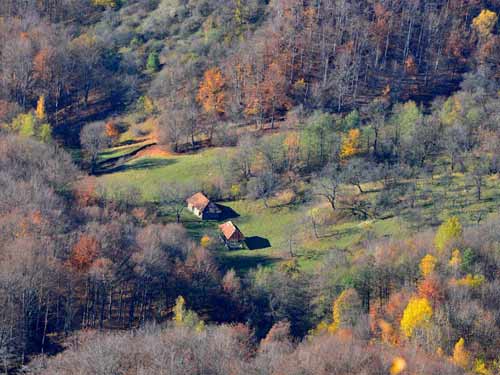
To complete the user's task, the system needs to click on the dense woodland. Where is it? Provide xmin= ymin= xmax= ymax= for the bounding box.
xmin=0 ymin=0 xmax=499 ymax=374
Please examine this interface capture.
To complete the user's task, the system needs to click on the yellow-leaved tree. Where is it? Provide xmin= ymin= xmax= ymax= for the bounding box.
xmin=173 ymin=295 xmax=186 ymax=325
xmin=419 ymin=254 xmax=437 ymax=277
xmin=474 ymin=359 xmax=492 ymax=375
xmin=452 ymin=337 xmax=470 ymax=369
xmin=340 ymin=128 xmax=361 ymax=159
xmin=449 ymin=248 xmax=462 ymax=269
xmin=434 ymin=216 xmax=462 ymax=252
xmin=328 ymin=288 xmax=362 ymax=333
xmin=400 ymin=296 xmax=433 ymax=338
xmin=36 ymin=95 xmax=46 ymax=120
xmin=200 ymin=235 xmax=213 ymax=248
xmin=389 ymin=357 xmax=407 ymax=375
xmin=173 ymin=295 xmax=205 ymax=332
xmin=455 ymin=274 xmax=485 ymax=288
xmin=472 ymin=9 xmax=498 ymax=37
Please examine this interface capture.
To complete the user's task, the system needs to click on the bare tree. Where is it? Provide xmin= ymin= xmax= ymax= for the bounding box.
xmin=313 ymin=163 xmax=344 ymax=212
xmin=158 ymin=182 xmax=193 ymax=223
xmin=80 ymin=122 xmax=111 ymax=173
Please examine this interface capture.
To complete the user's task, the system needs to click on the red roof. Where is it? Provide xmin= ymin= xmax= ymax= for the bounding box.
xmin=219 ymin=221 xmax=245 ymax=241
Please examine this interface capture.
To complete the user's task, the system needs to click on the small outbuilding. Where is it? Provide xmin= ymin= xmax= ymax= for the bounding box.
xmin=219 ymin=221 xmax=245 ymax=250
xmin=186 ymin=192 xmax=221 ymax=220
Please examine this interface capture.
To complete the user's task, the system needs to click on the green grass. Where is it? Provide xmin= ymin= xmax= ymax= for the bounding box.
xmin=97 ymin=147 xmax=225 ymax=202
xmin=95 ymin=143 xmax=500 ymax=274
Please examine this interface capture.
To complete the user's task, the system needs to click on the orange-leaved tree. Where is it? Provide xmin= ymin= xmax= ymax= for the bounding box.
xmin=70 ymin=235 xmax=100 ymax=272
xmin=197 ymin=67 xmax=226 ymax=117
xmin=105 ymin=121 xmax=120 ymax=141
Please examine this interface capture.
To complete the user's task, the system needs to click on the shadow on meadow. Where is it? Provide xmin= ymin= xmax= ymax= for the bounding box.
xmin=97 ymin=142 xmax=157 ymax=168
xmin=97 ymin=157 xmax=175 ymax=175
xmin=218 ymin=253 xmax=279 ymax=274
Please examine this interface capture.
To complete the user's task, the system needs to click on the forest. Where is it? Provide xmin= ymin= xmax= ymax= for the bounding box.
xmin=0 ymin=0 xmax=499 ymax=374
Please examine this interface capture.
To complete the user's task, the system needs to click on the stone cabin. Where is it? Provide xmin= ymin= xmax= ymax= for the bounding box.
xmin=219 ymin=221 xmax=245 ymax=250
xmin=186 ymin=192 xmax=221 ymax=220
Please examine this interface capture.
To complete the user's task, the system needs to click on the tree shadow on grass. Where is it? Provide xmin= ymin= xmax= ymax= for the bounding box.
xmin=96 ymin=157 xmax=175 ymax=175
xmin=245 ymin=236 xmax=271 ymax=250
xmin=113 ymin=138 xmax=144 ymax=148
xmin=218 ymin=253 xmax=279 ymax=274
xmin=97 ymin=142 xmax=156 ymax=169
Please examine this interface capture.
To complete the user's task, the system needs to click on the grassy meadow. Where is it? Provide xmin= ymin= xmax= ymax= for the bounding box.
xmin=95 ymin=140 xmax=500 ymax=274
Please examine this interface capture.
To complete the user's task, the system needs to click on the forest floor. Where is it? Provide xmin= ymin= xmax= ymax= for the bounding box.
xmin=94 ymin=136 xmax=500 ymax=275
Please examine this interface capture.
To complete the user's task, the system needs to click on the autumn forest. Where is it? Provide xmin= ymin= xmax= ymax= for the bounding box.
xmin=0 ymin=0 xmax=499 ymax=374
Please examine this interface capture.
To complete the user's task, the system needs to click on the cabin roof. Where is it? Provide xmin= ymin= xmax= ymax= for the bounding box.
xmin=219 ymin=221 xmax=244 ymax=241
xmin=186 ymin=192 xmax=210 ymax=212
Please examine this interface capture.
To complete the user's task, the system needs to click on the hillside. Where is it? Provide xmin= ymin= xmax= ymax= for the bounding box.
xmin=0 ymin=1 xmax=499 ymax=374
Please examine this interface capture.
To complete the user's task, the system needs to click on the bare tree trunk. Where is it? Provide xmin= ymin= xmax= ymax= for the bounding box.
xmin=41 ymin=296 xmax=50 ymax=354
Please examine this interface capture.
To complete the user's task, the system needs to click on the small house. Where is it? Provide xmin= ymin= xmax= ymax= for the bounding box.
xmin=186 ymin=192 xmax=221 ymax=220
xmin=219 ymin=221 xmax=245 ymax=250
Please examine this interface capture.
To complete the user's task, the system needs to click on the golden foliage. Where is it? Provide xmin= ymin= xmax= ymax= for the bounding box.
xmin=474 ymin=359 xmax=492 ymax=375
xmin=340 ymin=128 xmax=361 ymax=159
xmin=200 ymin=235 xmax=213 ymax=248
xmin=472 ymin=9 xmax=498 ymax=37
xmin=454 ymin=274 xmax=485 ymax=288
xmin=329 ymin=288 xmax=362 ymax=333
xmin=173 ymin=295 xmax=186 ymax=325
xmin=452 ymin=337 xmax=470 ymax=369
xmin=35 ymin=95 xmax=46 ymax=120
xmin=419 ymin=254 xmax=437 ymax=277
xmin=400 ymin=296 xmax=433 ymax=338
xmin=310 ymin=320 xmax=329 ymax=336
xmin=449 ymin=248 xmax=462 ymax=269
xmin=390 ymin=357 xmax=407 ymax=375
xmin=173 ymin=295 xmax=205 ymax=332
